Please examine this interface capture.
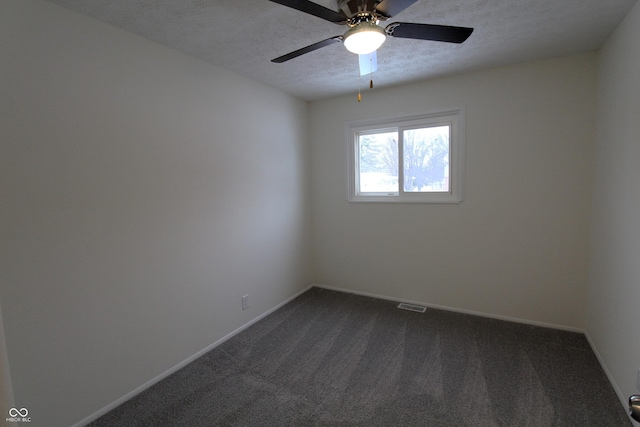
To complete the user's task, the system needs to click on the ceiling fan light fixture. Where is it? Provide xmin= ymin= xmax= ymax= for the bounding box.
xmin=343 ymin=22 xmax=386 ymax=55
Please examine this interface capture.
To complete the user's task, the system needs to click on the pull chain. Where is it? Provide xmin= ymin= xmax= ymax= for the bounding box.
xmin=369 ymin=54 xmax=374 ymax=89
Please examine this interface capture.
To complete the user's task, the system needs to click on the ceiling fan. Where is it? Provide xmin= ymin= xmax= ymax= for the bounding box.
xmin=269 ymin=0 xmax=474 ymax=63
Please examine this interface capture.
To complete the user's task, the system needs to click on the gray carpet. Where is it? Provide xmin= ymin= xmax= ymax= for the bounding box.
xmin=89 ymin=288 xmax=631 ymax=426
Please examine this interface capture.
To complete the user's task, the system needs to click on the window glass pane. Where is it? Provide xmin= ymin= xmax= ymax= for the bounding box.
xmin=358 ymin=131 xmax=398 ymax=193
xmin=403 ymin=126 xmax=450 ymax=193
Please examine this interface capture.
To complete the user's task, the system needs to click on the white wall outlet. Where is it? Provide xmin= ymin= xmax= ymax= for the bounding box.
xmin=242 ymin=294 xmax=249 ymax=310
xmin=636 ymin=368 xmax=640 ymax=392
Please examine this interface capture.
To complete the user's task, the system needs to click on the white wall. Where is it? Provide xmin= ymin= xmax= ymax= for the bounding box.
xmin=587 ymin=0 xmax=640 ymax=417
xmin=0 ymin=1 xmax=311 ymax=426
xmin=310 ymin=53 xmax=596 ymax=329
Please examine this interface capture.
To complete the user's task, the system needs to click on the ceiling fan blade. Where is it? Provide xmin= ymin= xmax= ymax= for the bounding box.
xmin=374 ymin=0 xmax=419 ymax=18
xmin=271 ymin=36 xmax=343 ymax=63
xmin=268 ymin=0 xmax=346 ymax=23
xmin=386 ymin=22 xmax=474 ymax=43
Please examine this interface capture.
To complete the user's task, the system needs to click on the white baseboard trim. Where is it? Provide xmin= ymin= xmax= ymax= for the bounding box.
xmin=72 ymin=284 xmax=313 ymax=427
xmin=312 ymin=283 xmax=585 ymax=333
xmin=584 ymin=331 xmax=636 ymax=425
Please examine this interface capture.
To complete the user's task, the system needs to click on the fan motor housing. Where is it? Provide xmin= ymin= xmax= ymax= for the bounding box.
xmin=338 ymin=0 xmax=382 ymax=18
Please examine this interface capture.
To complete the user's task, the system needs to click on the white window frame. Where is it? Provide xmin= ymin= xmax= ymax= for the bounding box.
xmin=347 ymin=108 xmax=465 ymax=203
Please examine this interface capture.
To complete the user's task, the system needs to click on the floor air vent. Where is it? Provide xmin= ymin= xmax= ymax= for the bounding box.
xmin=397 ymin=303 xmax=427 ymax=313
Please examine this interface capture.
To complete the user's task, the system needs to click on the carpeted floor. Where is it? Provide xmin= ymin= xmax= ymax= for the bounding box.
xmin=89 ymin=288 xmax=631 ymax=426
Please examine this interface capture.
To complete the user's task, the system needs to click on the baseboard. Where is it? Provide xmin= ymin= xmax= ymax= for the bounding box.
xmin=312 ymin=283 xmax=585 ymax=333
xmin=72 ymin=284 xmax=313 ymax=427
xmin=584 ymin=332 xmax=637 ymax=426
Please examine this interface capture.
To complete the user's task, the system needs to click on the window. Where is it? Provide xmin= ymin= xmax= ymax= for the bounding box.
xmin=347 ymin=108 xmax=465 ymax=203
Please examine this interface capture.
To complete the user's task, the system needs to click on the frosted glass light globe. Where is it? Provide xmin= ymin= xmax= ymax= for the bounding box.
xmin=343 ymin=23 xmax=386 ymax=55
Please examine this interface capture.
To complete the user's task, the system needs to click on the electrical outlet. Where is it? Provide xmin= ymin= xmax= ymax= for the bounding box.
xmin=636 ymin=368 xmax=640 ymax=392
xmin=242 ymin=294 xmax=249 ymax=310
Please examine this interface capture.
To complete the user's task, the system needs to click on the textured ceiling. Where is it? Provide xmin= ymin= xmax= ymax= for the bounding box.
xmin=45 ymin=0 xmax=637 ymax=100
